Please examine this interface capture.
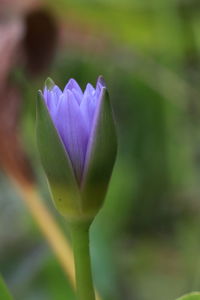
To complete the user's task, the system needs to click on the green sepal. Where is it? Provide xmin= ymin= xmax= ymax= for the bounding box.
xmin=45 ymin=77 xmax=55 ymax=90
xmin=81 ymin=87 xmax=117 ymax=215
xmin=36 ymin=91 xmax=82 ymax=220
xmin=176 ymin=293 xmax=200 ymax=300
xmin=0 ymin=275 xmax=13 ymax=300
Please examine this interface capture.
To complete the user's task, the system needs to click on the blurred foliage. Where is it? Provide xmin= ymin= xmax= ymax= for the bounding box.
xmin=2 ymin=0 xmax=200 ymax=299
xmin=0 ymin=275 xmax=13 ymax=300
xmin=177 ymin=293 xmax=200 ymax=300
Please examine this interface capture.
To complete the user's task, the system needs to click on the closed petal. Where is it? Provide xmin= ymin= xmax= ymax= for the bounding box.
xmin=54 ymin=90 xmax=88 ymax=183
xmin=80 ymin=83 xmax=97 ymax=133
xmin=43 ymin=91 xmax=56 ymax=117
xmin=72 ymin=88 xmax=83 ymax=105
xmin=81 ymin=87 xmax=117 ymax=213
xmin=96 ymin=75 xmax=106 ymax=88
xmin=36 ymin=91 xmax=81 ymax=219
xmin=96 ymin=76 xmax=106 ymax=99
xmin=64 ymin=78 xmax=83 ymax=104
xmin=52 ymin=85 xmax=62 ymax=98
xmin=84 ymin=83 xmax=96 ymax=96
xmin=80 ymin=95 xmax=95 ymax=134
xmin=43 ymin=85 xmax=61 ymax=118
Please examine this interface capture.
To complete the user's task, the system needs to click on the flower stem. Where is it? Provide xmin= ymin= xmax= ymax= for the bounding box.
xmin=69 ymin=221 xmax=96 ymax=300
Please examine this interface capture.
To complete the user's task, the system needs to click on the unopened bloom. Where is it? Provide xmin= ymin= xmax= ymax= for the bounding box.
xmin=36 ymin=76 xmax=117 ymax=221
xmin=43 ymin=77 xmax=104 ymax=183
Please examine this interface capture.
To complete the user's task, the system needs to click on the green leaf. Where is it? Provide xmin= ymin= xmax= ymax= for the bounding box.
xmin=0 ymin=275 xmax=13 ymax=300
xmin=176 ymin=292 xmax=200 ymax=300
xmin=36 ymin=91 xmax=82 ymax=220
xmin=81 ymin=88 xmax=117 ymax=215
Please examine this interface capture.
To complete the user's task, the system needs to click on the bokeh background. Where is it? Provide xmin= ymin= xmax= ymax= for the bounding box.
xmin=1 ymin=0 xmax=200 ymax=299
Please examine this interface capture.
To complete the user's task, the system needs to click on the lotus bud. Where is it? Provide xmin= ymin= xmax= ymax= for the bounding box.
xmin=36 ymin=76 xmax=117 ymax=222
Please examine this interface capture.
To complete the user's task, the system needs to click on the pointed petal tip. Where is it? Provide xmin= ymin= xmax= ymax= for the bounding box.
xmin=97 ymin=75 xmax=106 ymax=87
xmin=68 ymin=78 xmax=77 ymax=84
xmin=45 ymin=77 xmax=55 ymax=90
xmin=64 ymin=78 xmax=83 ymax=95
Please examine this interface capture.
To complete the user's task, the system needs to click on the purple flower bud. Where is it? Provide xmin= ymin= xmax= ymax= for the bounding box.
xmin=42 ymin=77 xmax=105 ymax=184
xmin=36 ymin=76 xmax=117 ymax=221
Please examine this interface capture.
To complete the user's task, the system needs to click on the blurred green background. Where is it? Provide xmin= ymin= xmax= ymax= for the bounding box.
xmin=1 ymin=0 xmax=200 ymax=299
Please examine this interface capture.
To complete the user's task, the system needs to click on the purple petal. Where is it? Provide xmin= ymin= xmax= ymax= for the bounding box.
xmin=96 ymin=76 xmax=105 ymax=99
xmin=81 ymin=86 xmax=107 ymax=185
xmin=96 ymin=76 xmax=106 ymax=88
xmin=54 ymin=90 xmax=88 ymax=183
xmin=72 ymin=88 xmax=83 ymax=105
xmin=43 ymin=86 xmax=61 ymax=118
xmin=52 ymin=85 xmax=62 ymax=98
xmin=64 ymin=79 xmax=83 ymax=104
xmin=85 ymin=83 xmax=96 ymax=97
xmin=42 ymin=77 xmax=106 ymax=185
xmin=80 ymin=83 xmax=97 ymax=133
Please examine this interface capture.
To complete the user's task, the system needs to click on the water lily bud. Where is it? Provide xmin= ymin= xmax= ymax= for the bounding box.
xmin=36 ymin=76 xmax=117 ymax=222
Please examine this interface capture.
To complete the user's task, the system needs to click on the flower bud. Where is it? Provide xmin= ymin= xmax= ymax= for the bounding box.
xmin=36 ymin=76 xmax=117 ymax=222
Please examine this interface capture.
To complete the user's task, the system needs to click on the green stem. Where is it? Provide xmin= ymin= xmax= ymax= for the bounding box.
xmin=69 ymin=221 xmax=96 ymax=300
